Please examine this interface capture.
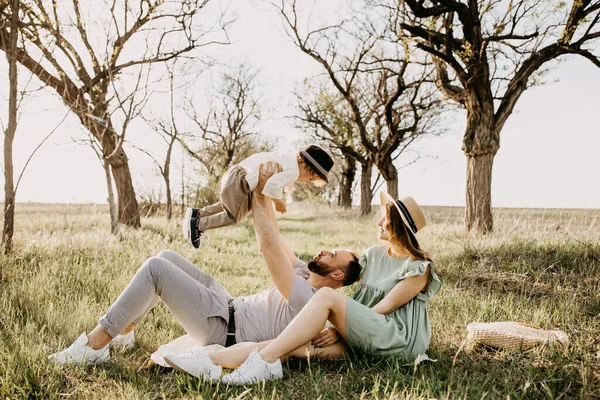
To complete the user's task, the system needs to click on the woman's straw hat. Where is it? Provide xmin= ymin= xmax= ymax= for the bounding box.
xmin=380 ymin=192 xmax=426 ymax=234
xmin=466 ymin=322 xmax=569 ymax=351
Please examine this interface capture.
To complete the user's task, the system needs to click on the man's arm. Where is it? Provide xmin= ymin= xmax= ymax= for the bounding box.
xmin=263 ymin=199 xmax=297 ymax=266
xmin=252 ymin=163 xmax=296 ymax=299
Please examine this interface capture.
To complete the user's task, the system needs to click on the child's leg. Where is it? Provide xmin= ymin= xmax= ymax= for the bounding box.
xmin=199 ymin=166 xmax=250 ymax=231
xmin=197 ymin=210 xmax=236 ymax=231
xmin=196 ymin=202 xmax=226 ymax=217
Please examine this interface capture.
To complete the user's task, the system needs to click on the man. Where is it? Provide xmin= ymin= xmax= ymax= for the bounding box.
xmin=48 ymin=163 xmax=361 ymax=366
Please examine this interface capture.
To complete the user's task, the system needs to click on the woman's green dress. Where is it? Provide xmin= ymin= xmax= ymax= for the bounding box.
xmin=346 ymin=245 xmax=441 ymax=359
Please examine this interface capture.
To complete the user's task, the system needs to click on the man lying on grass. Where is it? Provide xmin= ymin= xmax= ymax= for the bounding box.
xmin=163 ymin=179 xmax=441 ymax=385
xmin=48 ymin=163 xmax=361 ymax=366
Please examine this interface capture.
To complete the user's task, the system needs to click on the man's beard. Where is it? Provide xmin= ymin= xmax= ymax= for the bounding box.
xmin=308 ymin=259 xmax=335 ymax=277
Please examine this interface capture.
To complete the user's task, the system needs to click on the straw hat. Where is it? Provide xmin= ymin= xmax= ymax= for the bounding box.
xmin=466 ymin=322 xmax=569 ymax=351
xmin=380 ymin=192 xmax=426 ymax=234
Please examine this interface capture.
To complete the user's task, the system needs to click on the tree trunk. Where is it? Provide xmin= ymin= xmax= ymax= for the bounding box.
xmin=110 ymin=158 xmax=140 ymax=227
xmin=164 ymin=138 xmax=175 ymax=220
xmin=339 ymin=154 xmax=356 ymax=209
xmin=88 ymin=120 xmax=140 ymax=228
xmin=103 ymin=159 xmax=120 ymax=236
xmin=180 ymin=158 xmax=185 ymax=215
xmin=462 ymin=102 xmax=499 ymax=234
xmin=165 ymin=175 xmax=172 ymax=220
xmin=2 ymin=0 xmax=18 ymax=254
xmin=465 ymin=152 xmax=494 ymax=234
xmin=376 ymin=156 xmax=398 ymax=199
xmin=360 ymin=160 xmax=373 ymax=216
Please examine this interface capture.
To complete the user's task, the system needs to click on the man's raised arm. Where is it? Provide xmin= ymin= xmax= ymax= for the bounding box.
xmin=252 ymin=163 xmax=296 ymax=299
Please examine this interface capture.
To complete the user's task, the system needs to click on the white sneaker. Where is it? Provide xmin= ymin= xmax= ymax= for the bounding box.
xmin=164 ymin=349 xmax=222 ymax=381
xmin=111 ymin=330 xmax=135 ymax=351
xmin=182 ymin=207 xmax=193 ymax=239
xmin=48 ymin=332 xmax=110 ymax=366
xmin=221 ymin=348 xmax=282 ymax=385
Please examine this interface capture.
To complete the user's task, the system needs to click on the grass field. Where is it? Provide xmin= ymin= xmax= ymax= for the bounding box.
xmin=0 ymin=203 xmax=599 ymax=399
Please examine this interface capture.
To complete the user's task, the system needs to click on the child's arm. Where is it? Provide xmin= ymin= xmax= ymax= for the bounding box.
xmin=272 ymin=198 xmax=287 ymax=214
xmin=261 ymin=167 xmax=297 ymax=200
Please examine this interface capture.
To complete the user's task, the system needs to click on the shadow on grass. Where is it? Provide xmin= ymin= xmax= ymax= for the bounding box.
xmin=441 ymin=239 xmax=600 ymax=282
xmin=442 ymin=270 xmax=555 ymax=299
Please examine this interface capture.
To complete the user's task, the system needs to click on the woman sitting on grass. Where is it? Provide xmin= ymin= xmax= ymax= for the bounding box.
xmin=164 ymin=191 xmax=442 ymax=384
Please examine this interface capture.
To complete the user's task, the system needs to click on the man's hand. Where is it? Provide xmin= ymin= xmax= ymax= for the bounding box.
xmin=273 ymin=199 xmax=287 ymax=214
xmin=255 ymin=162 xmax=282 ymax=197
xmin=311 ymin=327 xmax=340 ymax=348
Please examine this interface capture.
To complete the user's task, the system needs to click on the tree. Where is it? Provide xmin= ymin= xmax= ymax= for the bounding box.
xmin=338 ymin=151 xmax=357 ymax=209
xmin=279 ymin=0 xmax=442 ymax=214
xmin=2 ymin=0 xmax=19 ymax=253
xmin=396 ymin=0 xmax=600 ymax=233
xmin=295 ymin=87 xmax=371 ymax=212
xmin=178 ymin=65 xmax=270 ymax=204
xmin=0 ymin=0 xmax=228 ymax=227
xmin=82 ymin=63 xmax=150 ymax=235
xmin=326 ymin=149 xmax=358 ymax=209
xmin=136 ymin=64 xmax=181 ymax=220
xmin=1 ymin=0 xmax=69 ymax=250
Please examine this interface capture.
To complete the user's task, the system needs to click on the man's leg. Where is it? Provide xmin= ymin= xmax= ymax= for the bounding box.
xmin=111 ymin=250 xmax=232 ymax=335
xmin=156 ymin=250 xmax=232 ymax=298
xmin=88 ymin=256 xmax=228 ymax=349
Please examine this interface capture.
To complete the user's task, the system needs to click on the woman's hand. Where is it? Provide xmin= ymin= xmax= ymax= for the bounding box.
xmin=311 ymin=327 xmax=339 ymax=348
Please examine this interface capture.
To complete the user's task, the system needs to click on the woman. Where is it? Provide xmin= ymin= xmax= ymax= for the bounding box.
xmin=165 ymin=191 xmax=441 ymax=384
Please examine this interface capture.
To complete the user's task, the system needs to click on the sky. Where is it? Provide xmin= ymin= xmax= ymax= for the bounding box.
xmin=1 ymin=0 xmax=599 ymax=209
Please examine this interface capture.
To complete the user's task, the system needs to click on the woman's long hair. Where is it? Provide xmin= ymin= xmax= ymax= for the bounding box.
xmin=385 ymin=202 xmax=432 ymax=262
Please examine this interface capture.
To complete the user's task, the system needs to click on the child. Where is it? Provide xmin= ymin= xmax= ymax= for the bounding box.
xmin=182 ymin=145 xmax=334 ymax=248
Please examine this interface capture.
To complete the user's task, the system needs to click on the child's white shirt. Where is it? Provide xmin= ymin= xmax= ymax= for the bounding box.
xmin=238 ymin=152 xmax=298 ymax=199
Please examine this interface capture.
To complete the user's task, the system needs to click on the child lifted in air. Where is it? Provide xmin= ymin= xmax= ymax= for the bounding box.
xmin=182 ymin=145 xmax=334 ymax=248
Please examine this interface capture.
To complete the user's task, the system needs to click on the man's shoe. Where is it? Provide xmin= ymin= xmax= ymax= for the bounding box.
xmin=164 ymin=349 xmax=222 ymax=381
xmin=110 ymin=330 xmax=134 ymax=351
xmin=221 ymin=348 xmax=282 ymax=385
xmin=48 ymin=332 xmax=110 ymax=366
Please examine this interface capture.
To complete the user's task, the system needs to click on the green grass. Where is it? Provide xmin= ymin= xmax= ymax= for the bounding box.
xmin=0 ymin=203 xmax=599 ymax=399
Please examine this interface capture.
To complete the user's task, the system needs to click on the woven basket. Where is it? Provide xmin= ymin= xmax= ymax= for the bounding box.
xmin=466 ymin=322 xmax=569 ymax=351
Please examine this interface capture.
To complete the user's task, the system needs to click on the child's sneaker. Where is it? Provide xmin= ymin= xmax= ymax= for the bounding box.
xmin=48 ymin=332 xmax=110 ymax=366
xmin=182 ymin=208 xmax=193 ymax=239
xmin=110 ymin=330 xmax=135 ymax=351
xmin=183 ymin=207 xmax=199 ymax=224
xmin=182 ymin=209 xmax=202 ymax=248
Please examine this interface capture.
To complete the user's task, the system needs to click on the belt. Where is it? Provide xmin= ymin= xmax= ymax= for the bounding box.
xmin=226 ymin=300 xmax=236 ymax=347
